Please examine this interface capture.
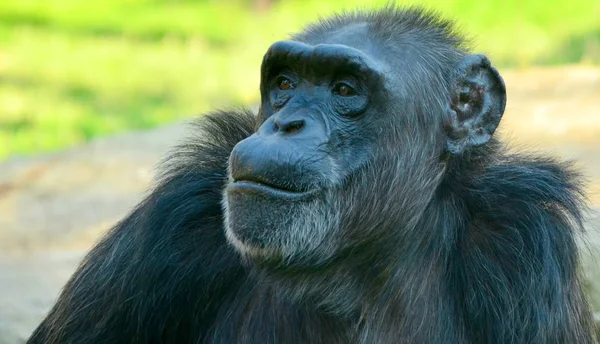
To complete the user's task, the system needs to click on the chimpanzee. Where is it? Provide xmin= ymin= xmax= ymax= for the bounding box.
xmin=28 ymin=6 xmax=597 ymax=344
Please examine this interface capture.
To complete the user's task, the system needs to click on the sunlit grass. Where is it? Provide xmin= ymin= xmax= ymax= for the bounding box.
xmin=0 ymin=0 xmax=598 ymax=160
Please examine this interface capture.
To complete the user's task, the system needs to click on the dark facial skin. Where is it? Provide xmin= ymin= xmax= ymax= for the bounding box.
xmin=230 ymin=40 xmax=383 ymax=194
xmin=225 ymin=36 xmax=389 ymax=263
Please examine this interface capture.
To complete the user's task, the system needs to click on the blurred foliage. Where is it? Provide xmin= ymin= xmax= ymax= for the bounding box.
xmin=0 ymin=0 xmax=599 ymax=160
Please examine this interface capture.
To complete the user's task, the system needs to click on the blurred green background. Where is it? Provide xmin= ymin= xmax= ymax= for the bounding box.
xmin=0 ymin=0 xmax=599 ymax=161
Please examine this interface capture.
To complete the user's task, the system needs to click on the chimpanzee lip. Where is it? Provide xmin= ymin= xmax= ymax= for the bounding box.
xmin=229 ymin=179 xmax=319 ymax=200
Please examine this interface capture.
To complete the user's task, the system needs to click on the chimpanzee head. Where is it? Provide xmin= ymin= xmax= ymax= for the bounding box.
xmin=224 ymin=8 xmax=506 ymax=268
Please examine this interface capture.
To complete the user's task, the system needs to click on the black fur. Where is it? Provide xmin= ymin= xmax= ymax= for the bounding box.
xmin=29 ymin=7 xmax=596 ymax=344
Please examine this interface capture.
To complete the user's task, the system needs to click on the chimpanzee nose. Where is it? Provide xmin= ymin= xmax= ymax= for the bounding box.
xmin=257 ymin=109 xmax=325 ymax=141
xmin=274 ymin=118 xmax=305 ymax=135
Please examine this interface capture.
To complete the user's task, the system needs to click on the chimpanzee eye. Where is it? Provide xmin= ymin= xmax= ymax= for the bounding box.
xmin=277 ymin=77 xmax=293 ymax=90
xmin=333 ymin=82 xmax=356 ymax=97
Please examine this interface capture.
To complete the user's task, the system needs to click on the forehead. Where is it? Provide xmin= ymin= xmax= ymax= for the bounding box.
xmin=313 ymin=23 xmax=378 ymax=54
xmin=295 ymin=22 xmax=386 ymax=66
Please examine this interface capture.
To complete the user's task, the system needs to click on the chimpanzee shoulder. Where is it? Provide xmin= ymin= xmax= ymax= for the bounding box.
xmin=443 ymin=142 xmax=591 ymax=343
xmin=28 ymin=109 xmax=256 ymax=343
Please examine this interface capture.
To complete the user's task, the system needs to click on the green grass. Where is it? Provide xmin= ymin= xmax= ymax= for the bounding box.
xmin=1 ymin=0 xmax=599 ymax=160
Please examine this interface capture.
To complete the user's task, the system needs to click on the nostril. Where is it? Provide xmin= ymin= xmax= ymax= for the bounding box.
xmin=282 ymin=120 xmax=305 ymax=135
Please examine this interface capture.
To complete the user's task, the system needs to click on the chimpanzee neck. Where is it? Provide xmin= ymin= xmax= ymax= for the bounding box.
xmin=245 ymin=183 xmax=466 ymax=324
xmin=240 ymin=190 xmax=467 ymax=343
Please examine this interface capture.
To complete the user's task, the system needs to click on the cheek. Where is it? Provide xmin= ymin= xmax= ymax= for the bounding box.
xmin=270 ymin=90 xmax=291 ymax=109
xmin=332 ymin=150 xmax=443 ymax=246
xmin=332 ymin=95 xmax=368 ymax=117
xmin=328 ymin=123 xmax=377 ymax=183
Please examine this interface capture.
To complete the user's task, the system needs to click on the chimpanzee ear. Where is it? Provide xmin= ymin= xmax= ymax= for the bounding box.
xmin=445 ymin=54 xmax=506 ymax=155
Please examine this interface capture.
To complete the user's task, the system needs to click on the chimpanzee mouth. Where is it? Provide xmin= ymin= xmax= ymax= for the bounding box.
xmin=228 ymin=178 xmax=319 ymax=200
